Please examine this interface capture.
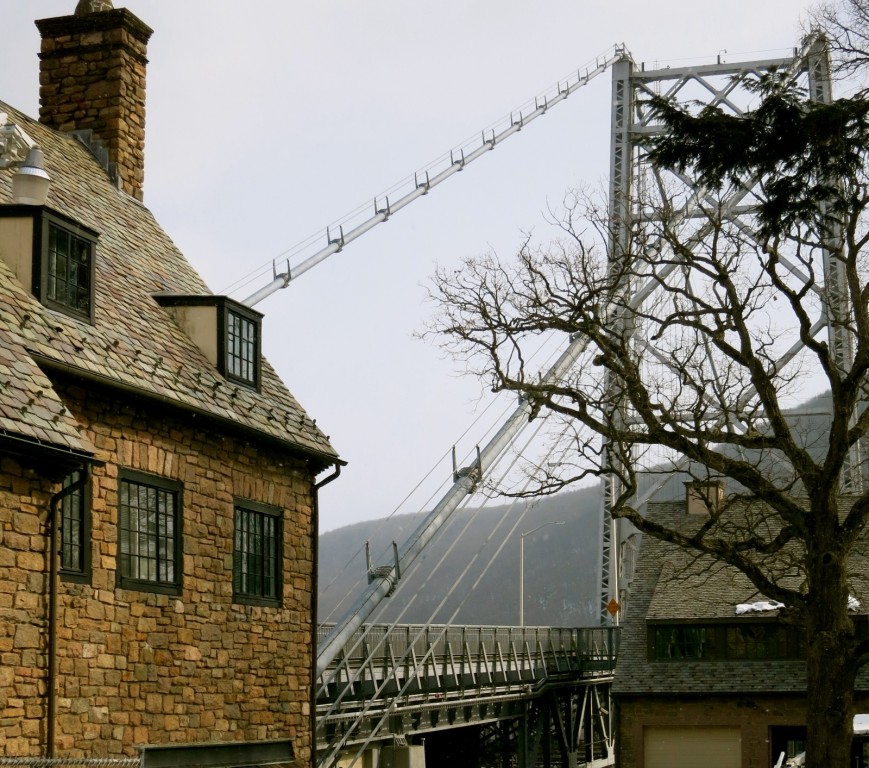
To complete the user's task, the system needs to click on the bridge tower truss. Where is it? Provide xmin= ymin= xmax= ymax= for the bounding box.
xmin=600 ymin=37 xmax=854 ymax=623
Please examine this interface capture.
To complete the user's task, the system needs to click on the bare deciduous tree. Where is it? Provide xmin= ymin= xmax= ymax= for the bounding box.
xmin=811 ymin=0 xmax=869 ymax=79
xmin=427 ymin=70 xmax=869 ymax=766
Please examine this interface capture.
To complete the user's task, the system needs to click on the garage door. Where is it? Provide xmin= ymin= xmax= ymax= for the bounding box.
xmin=644 ymin=726 xmax=741 ymax=768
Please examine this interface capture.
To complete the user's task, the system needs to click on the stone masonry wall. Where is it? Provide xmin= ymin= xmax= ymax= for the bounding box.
xmin=0 ymin=378 xmax=317 ymax=762
xmin=37 ymin=9 xmax=153 ymax=201
xmin=0 ymin=456 xmax=57 ymax=755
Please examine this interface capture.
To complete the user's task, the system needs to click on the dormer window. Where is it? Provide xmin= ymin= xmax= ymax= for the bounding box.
xmin=43 ymin=218 xmax=94 ymax=319
xmin=224 ymin=306 xmax=260 ymax=388
xmin=155 ymin=294 xmax=263 ymax=391
xmin=0 ymin=206 xmax=97 ymax=323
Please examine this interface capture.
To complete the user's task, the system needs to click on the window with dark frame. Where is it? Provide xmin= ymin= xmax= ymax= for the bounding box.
xmin=725 ymin=623 xmax=798 ymax=660
xmin=59 ymin=469 xmax=90 ymax=581
xmin=117 ymin=471 xmax=182 ymax=594
xmin=46 ymin=222 xmax=92 ymax=318
xmin=233 ymin=501 xmax=282 ymax=605
xmin=226 ymin=309 xmax=258 ymax=387
xmin=769 ymin=726 xmax=806 ymax=766
xmin=650 ymin=622 xmax=805 ymax=662
xmin=31 ymin=210 xmax=98 ymax=323
xmin=653 ymin=625 xmax=710 ymax=660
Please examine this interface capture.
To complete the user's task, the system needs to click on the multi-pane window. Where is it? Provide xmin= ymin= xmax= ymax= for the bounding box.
xmin=117 ymin=471 xmax=182 ymax=594
xmin=653 ymin=626 xmax=710 ymax=660
xmin=59 ymin=469 xmax=89 ymax=581
xmin=725 ymin=623 xmax=799 ymax=660
xmin=770 ymin=727 xmax=807 ymax=765
xmin=46 ymin=222 xmax=92 ymax=318
xmin=233 ymin=501 xmax=282 ymax=605
xmin=650 ymin=622 xmax=805 ymax=662
xmin=226 ymin=309 xmax=258 ymax=386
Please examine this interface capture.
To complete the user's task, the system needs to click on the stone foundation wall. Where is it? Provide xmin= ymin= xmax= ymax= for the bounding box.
xmin=0 ymin=379 xmax=317 ymax=762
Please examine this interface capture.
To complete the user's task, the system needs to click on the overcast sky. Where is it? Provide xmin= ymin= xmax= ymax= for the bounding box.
xmin=3 ymin=1 xmax=818 ymax=531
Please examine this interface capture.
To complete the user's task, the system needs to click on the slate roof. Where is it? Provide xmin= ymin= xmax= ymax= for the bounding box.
xmin=613 ymin=499 xmax=869 ymax=696
xmin=0 ymin=101 xmax=340 ymax=469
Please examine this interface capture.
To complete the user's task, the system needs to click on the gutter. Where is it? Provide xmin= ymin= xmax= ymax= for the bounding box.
xmin=0 ymin=431 xmax=95 ymax=469
xmin=310 ymin=465 xmax=341 ymax=768
xmin=46 ymin=466 xmax=90 ymax=759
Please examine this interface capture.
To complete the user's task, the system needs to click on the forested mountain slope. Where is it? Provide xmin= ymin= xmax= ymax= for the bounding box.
xmin=318 ymin=391 xmax=832 ymax=627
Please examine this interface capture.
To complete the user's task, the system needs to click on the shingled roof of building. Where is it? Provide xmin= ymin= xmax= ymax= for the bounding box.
xmin=613 ymin=498 xmax=869 ymax=696
xmin=0 ymin=102 xmax=340 ymax=470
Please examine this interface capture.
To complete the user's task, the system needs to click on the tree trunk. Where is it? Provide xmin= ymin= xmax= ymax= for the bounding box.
xmin=804 ymin=546 xmax=858 ymax=768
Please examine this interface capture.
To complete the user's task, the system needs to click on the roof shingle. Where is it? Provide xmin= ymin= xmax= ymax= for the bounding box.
xmin=614 ymin=499 xmax=869 ymax=696
xmin=0 ymin=102 xmax=340 ymax=469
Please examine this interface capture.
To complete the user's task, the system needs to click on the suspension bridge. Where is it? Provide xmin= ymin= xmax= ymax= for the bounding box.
xmin=229 ymin=37 xmax=833 ymax=768
xmin=317 ymin=624 xmax=618 ymax=768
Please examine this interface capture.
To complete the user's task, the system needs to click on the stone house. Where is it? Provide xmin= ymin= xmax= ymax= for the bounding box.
xmin=613 ymin=494 xmax=869 ymax=768
xmin=0 ymin=2 xmax=342 ymax=765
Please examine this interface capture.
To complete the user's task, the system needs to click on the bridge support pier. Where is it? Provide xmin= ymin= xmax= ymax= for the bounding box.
xmin=334 ymin=746 xmax=381 ymax=768
xmin=333 ymin=744 xmax=427 ymax=768
xmin=380 ymin=745 xmax=425 ymax=768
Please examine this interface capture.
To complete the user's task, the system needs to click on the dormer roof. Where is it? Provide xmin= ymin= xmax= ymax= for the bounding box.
xmin=0 ymin=102 xmax=340 ymax=471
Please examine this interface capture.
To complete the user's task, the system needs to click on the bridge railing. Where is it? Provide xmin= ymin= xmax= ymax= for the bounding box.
xmin=316 ymin=623 xmax=618 ymax=704
xmin=317 ymin=623 xmax=618 ymax=658
xmin=315 ymin=623 xmax=618 ymax=766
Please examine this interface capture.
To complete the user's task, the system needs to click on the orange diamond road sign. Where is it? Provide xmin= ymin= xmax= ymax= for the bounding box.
xmin=606 ymin=599 xmax=621 ymax=616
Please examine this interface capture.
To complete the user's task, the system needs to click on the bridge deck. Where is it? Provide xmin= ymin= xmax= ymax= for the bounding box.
xmin=316 ymin=623 xmax=618 ymax=758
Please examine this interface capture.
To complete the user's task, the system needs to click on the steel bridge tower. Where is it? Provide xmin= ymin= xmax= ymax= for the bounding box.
xmin=301 ymin=34 xmax=867 ymax=768
xmin=599 ymin=37 xmax=855 ymax=625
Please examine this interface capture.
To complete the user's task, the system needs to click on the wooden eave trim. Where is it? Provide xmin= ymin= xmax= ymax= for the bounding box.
xmin=153 ymin=293 xmax=264 ymax=320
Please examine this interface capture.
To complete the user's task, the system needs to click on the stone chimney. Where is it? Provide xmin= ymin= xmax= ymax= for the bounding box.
xmin=36 ymin=2 xmax=153 ymax=201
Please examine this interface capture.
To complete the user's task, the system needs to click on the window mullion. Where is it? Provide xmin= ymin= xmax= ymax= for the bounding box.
xmin=233 ymin=502 xmax=281 ymax=605
xmin=118 ymin=472 xmax=181 ymax=594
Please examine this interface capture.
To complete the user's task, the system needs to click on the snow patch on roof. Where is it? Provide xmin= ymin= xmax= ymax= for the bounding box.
xmin=735 ymin=600 xmax=784 ymax=615
xmin=735 ymin=595 xmax=861 ymax=615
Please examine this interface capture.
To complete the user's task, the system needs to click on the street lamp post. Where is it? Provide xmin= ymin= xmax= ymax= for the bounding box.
xmin=519 ymin=521 xmax=565 ymax=626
